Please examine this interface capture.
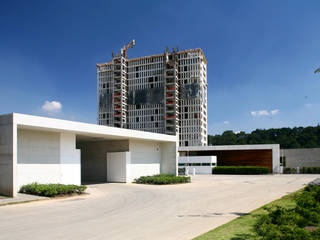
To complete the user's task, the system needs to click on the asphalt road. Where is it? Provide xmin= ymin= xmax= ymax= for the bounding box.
xmin=0 ymin=174 xmax=318 ymax=240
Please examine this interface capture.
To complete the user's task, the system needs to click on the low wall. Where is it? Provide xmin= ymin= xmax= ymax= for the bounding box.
xmin=281 ymin=148 xmax=320 ymax=168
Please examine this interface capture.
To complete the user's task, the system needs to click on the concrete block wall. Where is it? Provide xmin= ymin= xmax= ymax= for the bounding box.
xmin=0 ymin=114 xmax=14 ymax=196
xmin=77 ymin=140 xmax=129 ymax=183
xmin=281 ymin=148 xmax=320 ymax=168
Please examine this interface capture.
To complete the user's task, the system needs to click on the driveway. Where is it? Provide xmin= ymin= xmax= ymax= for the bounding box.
xmin=0 ymin=174 xmax=318 ymax=240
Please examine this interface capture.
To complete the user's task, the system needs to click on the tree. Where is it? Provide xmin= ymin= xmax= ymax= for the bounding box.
xmin=208 ymin=125 xmax=320 ymax=149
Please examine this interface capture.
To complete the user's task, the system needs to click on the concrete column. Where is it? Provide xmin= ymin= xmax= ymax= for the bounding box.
xmin=160 ymin=141 xmax=178 ymax=176
xmin=0 ymin=114 xmax=14 ymax=196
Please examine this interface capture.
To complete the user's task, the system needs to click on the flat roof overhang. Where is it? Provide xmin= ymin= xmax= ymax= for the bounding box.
xmin=12 ymin=113 xmax=177 ymax=143
xmin=179 ymin=144 xmax=280 ymax=152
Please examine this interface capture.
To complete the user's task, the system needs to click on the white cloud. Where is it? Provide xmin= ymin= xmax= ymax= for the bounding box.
xmin=251 ymin=109 xmax=279 ymax=117
xmin=304 ymin=103 xmax=312 ymax=108
xmin=223 ymin=120 xmax=229 ymax=125
xmin=41 ymin=100 xmax=62 ymax=114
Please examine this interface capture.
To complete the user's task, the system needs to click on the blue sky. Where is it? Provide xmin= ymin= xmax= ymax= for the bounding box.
xmin=0 ymin=0 xmax=320 ymax=135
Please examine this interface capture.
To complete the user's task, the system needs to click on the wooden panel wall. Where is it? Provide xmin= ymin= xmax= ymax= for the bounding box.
xmin=187 ymin=150 xmax=273 ymax=171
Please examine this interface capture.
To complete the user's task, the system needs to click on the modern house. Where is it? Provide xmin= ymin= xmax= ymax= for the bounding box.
xmin=0 ymin=113 xmax=178 ymax=197
xmin=179 ymin=144 xmax=280 ymax=173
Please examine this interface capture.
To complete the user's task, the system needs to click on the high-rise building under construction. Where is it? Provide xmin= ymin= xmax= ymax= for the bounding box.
xmin=97 ymin=41 xmax=207 ymax=147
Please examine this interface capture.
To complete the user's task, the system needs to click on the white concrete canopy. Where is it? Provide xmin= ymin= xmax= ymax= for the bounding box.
xmin=0 ymin=113 xmax=178 ymax=197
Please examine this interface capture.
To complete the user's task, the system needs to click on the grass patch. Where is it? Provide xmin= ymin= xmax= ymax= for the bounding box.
xmin=135 ymin=174 xmax=190 ymax=185
xmin=19 ymin=183 xmax=87 ymax=197
xmin=193 ymin=191 xmax=298 ymax=240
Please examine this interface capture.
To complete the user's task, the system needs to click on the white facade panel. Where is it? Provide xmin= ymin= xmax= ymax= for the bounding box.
xmin=179 ymin=156 xmax=216 ymax=175
xmin=15 ymin=129 xmax=81 ymax=192
xmin=107 ymin=152 xmax=129 ymax=183
xmin=129 ymin=140 xmax=161 ymax=180
xmin=16 ymin=164 xmax=62 ymax=190
xmin=60 ymin=133 xmax=81 ymax=185
xmin=129 ymin=164 xmax=160 ymax=182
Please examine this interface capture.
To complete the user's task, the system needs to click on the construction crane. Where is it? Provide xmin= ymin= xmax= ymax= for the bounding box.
xmin=112 ymin=39 xmax=135 ymax=59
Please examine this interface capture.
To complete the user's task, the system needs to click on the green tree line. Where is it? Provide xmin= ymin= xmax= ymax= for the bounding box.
xmin=208 ymin=125 xmax=320 ymax=149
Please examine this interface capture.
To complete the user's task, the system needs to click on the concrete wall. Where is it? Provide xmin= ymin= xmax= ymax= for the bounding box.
xmin=0 ymin=114 xmax=14 ymax=196
xmin=161 ymin=142 xmax=178 ymax=175
xmin=16 ymin=129 xmax=80 ymax=193
xmin=128 ymin=140 xmax=161 ymax=182
xmin=281 ymin=148 xmax=320 ymax=168
xmin=107 ymin=152 xmax=130 ymax=183
xmin=77 ymin=140 xmax=129 ymax=183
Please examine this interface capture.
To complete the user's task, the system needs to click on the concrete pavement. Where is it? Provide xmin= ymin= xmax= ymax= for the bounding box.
xmin=0 ymin=174 xmax=318 ymax=240
xmin=0 ymin=193 xmax=48 ymax=206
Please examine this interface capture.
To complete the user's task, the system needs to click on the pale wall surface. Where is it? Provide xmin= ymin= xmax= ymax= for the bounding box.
xmin=161 ymin=142 xmax=178 ymax=175
xmin=179 ymin=156 xmax=217 ymax=174
xmin=281 ymin=148 xmax=320 ymax=168
xmin=0 ymin=114 xmax=14 ymax=196
xmin=107 ymin=152 xmax=130 ymax=182
xmin=16 ymin=129 xmax=80 ymax=192
xmin=129 ymin=140 xmax=161 ymax=181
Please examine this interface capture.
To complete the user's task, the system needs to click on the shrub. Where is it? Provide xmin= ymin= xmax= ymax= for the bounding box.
xmin=135 ymin=174 xmax=190 ymax=185
xmin=283 ymin=167 xmax=297 ymax=174
xmin=301 ymin=167 xmax=320 ymax=174
xmin=255 ymin=185 xmax=320 ymax=240
xmin=212 ymin=166 xmax=270 ymax=175
xmin=19 ymin=183 xmax=87 ymax=197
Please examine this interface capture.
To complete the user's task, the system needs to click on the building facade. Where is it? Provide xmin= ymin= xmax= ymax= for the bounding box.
xmin=0 ymin=113 xmax=177 ymax=197
xmin=97 ymin=47 xmax=208 ymax=147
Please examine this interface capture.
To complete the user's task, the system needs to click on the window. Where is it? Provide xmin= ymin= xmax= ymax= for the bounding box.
xmin=202 ymin=163 xmax=211 ymax=166
xmin=184 ymin=66 xmax=187 ymax=71
xmin=155 ymin=122 xmax=158 ymax=127
xmin=136 ymin=117 xmax=139 ymax=122
xmin=136 ymin=104 xmax=141 ymax=110
xmin=155 ymin=109 xmax=158 ymax=114
xmin=151 ymin=116 xmax=154 ymax=121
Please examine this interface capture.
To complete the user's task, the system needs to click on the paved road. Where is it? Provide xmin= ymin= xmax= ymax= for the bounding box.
xmin=0 ymin=174 xmax=319 ymax=240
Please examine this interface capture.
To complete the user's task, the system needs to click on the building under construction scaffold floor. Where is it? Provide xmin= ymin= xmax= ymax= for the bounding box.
xmin=97 ymin=41 xmax=208 ymax=147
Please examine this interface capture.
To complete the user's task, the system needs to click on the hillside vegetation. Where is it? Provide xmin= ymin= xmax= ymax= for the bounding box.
xmin=208 ymin=125 xmax=320 ymax=149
